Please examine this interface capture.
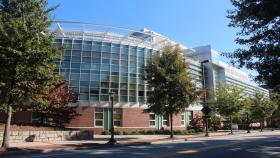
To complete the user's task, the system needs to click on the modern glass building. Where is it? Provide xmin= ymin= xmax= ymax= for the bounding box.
xmin=51 ymin=23 xmax=203 ymax=132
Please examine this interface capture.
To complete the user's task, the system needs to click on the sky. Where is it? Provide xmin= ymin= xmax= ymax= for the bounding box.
xmin=47 ymin=0 xmax=257 ymax=80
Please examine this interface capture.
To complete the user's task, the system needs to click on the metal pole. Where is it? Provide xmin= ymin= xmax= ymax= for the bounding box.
xmin=108 ymin=92 xmax=116 ymax=144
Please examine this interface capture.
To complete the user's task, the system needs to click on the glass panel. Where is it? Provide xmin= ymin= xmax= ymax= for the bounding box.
xmin=120 ymin=90 xmax=127 ymax=95
xmin=70 ymin=73 xmax=80 ymax=80
xmin=79 ymin=93 xmax=89 ymax=100
xmin=80 ymin=86 xmax=89 ymax=93
xmin=95 ymin=113 xmax=103 ymax=119
xmin=92 ymin=45 xmax=101 ymax=52
xmin=91 ymin=74 xmax=100 ymax=81
xmin=129 ymin=84 xmax=136 ymax=90
xmin=101 ymin=89 xmax=109 ymax=94
xmin=82 ymin=57 xmax=91 ymax=63
xmin=120 ymin=77 xmax=128 ymax=83
xmin=100 ymin=95 xmax=109 ymax=101
xmin=120 ymin=96 xmax=127 ymax=102
xmin=92 ymin=51 xmax=101 ymax=58
xmin=82 ymin=51 xmax=91 ymax=57
xmin=111 ymin=59 xmax=119 ymax=65
xmin=90 ymin=95 xmax=99 ymax=101
xmin=95 ymin=120 xmax=103 ymax=126
xmin=73 ymin=44 xmax=82 ymax=50
xmin=81 ymin=63 xmax=91 ymax=69
xmin=129 ymin=90 xmax=136 ymax=96
xmin=102 ymin=46 xmax=110 ymax=52
xmin=111 ymin=47 xmax=120 ymax=53
xmin=90 ymin=64 xmax=99 ymax=71
xmin=129 ymin=96 xmax=136 ymax=102
xmin=101 ymin=75 xmax=109 ymax=81
xmin=80 ymin=73 xmax=90 ymax=81
xmin=83 ymin=45 xmax=92 ymax=51
xmin=90 ymin=88 xmax=99 ymax=94
xmin=111 ymin=53 xmax=119 ymax=59
xmin=120 ymin=83 xmax=128 ymax=89
xmin=71 ymin=56 xmax=81 ymax=62
xmin=101 ymin=82 xmax=109 ymax=88
xmin=71 ymin=63 xmax=80 ymax=69
xmin=102 ymin=52 xmax=110 ymax=58
xmin=80 ymin=81 xmax=90 ymax=87
xmin=111 ymin=76 xmax=119 ymax=82
xmin=110 ymin=82 xmax=119 ymax=88
xmin=101 ymin=65 xmax=110 ymax=71
xmin=72 ymin=50 xmax=81 ymax=56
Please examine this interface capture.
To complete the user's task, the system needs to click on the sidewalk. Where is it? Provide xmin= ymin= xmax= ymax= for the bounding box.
xmin=1 ymin=130 xmax=277 ymax=156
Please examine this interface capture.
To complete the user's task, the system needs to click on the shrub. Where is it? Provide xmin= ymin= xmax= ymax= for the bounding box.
xmin=101 ymin=131 xmax=110 ymax=135
xmin=114 ymin=130 xmax=122 ymax=135
xmin=122 ymin=131 xmax=129 ymax=135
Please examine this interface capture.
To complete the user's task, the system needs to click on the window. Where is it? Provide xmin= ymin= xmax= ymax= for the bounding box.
xmin=188 ymin=111 xmax=193 ymax=124
xmin=149 ymin=113 xmax=156 ymax=127
xmin=95 ymin=108 xmax=103 ymax=127
xmin=181 ymin=114 xmax=185 ymax=126
xmin=114 ymin=108 xmax=122 ymax=127
xmin=163 ymin=115 xmax=169 ymax=126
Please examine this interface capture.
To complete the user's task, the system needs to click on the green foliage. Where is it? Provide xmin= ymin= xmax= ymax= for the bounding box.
xmin=144 ymin=44 xmax=200 ymax=116
xmin=227 ymin=0 xmax=280 ymax=91
xmin=0 ymin=0 xmax=61 ymax=109
xmin=271 ymin=93 xmax=280 ymax=127
xmin=209 ymin=84 xmax=243 ymax=119
xmin=250 ymin=92 xmax=277 ymax=122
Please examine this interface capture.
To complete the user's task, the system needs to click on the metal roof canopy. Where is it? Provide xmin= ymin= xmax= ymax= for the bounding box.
xmin=52 ymin=20 xmax=193 ymax=50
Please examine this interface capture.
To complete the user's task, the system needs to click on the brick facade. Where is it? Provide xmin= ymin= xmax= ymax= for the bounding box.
xmin=66 ymin=106 xmax=94 ymax=128
xmin=1 ymin=107 xmax=201 ymax=134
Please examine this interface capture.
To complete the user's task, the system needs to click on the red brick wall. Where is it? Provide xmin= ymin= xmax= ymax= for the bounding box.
xmin=66 ymin=106 xmax=94 ymax=128
xmin=122 ymin=108 xmax=150 ymax=127
xmin=0 ymin=111 xmax=32 ymax=124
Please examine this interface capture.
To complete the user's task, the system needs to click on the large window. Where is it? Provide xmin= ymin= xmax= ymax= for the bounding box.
xmin=113 ymin=108 xmax=122 ymax=127
xmin=163 ymin=115 xmax=169 ymax=126
xmin=181 ymin=114 xmax=185 ymax=126
xmin=95 ymin=108 xmax=103 ymax=127
xmin=149 ymin=113 xmax=156 ymax=127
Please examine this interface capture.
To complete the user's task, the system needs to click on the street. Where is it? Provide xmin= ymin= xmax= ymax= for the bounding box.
xmin=2 ymin=131 xmax=280 ymax=158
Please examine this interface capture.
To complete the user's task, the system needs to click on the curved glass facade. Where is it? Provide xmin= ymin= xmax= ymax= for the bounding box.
xmin=53 ymin=37 xmax=159 ymax=104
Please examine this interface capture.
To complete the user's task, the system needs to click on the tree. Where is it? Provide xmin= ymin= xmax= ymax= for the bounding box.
xmin=0 ymin=0 xmax=60 ymax=150
xmin=227 ymin=0 xmax=280 ymax=92
xmin=250 ymin=92 xmax=277 ymax=132
xmin=238 ymin=97 xmax=254 ymax=133
xmin=270 ymin=93 xmax=280 ymax=129
xmin=29 ymin=80 xmax=78 ymax=127
xmin=144 ymin=44 xmax=200 ymax=138
xmin=209 ymin=84 xmax=243 ymax=134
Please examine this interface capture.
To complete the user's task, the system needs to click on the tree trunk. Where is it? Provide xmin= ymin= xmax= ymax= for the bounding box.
xmin=1 ymin=104 xmax=13 ymax=150
xmin=230 ymin=116 xmax=233 ymax=135
xmin=170 ymin=113 xmax=174 ymax=138
xmin=260 ymin=119 xmax=263 ymax=132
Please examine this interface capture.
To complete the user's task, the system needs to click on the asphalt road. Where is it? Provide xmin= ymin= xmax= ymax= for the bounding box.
xmin=3 ymin=132 xmax=280 ymax=158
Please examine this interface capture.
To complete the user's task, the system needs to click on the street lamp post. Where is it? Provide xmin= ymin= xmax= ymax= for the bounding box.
xmin=108 ymin=91 xmax=117 ymax=144
xmin=201 ymin=60 xmax=210 ymax=137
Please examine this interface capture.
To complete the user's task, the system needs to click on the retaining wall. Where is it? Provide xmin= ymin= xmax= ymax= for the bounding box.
xmin=0 ymin=130 xmax=94 ymax=143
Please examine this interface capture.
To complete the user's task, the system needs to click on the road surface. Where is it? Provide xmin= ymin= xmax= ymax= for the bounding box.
xmin=3 ymin=131 xmax=280 ymax=158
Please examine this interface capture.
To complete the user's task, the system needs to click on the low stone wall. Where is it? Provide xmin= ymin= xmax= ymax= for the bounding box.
xmin=0 ymin=130 xmax=94 ymax=143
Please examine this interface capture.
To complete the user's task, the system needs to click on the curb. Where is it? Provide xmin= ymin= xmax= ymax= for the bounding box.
xmin=0 ymin=141 xmax=152 ymax=157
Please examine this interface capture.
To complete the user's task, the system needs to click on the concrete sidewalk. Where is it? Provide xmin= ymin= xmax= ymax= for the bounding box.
xmin=1 ymin=130 xmax=277 ymax=156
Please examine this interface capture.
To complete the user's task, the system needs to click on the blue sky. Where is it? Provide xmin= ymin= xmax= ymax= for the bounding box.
xmin=48 ymin=0 xmax=256 ymax=79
